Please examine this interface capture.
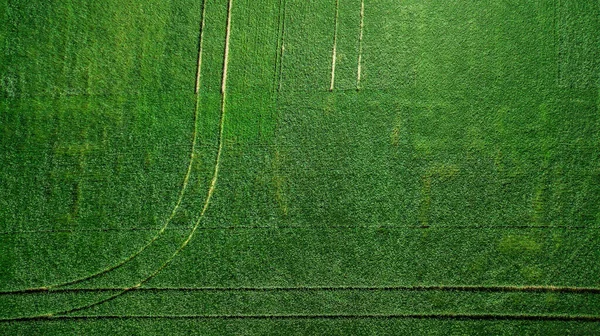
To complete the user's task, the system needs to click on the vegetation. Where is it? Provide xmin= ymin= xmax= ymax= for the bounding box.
xmin=1 ymin=0 xmax=599 ymax=334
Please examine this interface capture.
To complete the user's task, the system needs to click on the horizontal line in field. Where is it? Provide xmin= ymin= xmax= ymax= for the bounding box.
xmin=2 ymin=313 xmax=600 ymax=323
xmin=4 ymin=86 xmax=600 ymax=96
xmin=4 ymin=143 xmax=599 ymax=152
xmin=3 ymin=285 xmax=600 ymax=296
xmin=1 ymin=225 xmax=598 ymax=235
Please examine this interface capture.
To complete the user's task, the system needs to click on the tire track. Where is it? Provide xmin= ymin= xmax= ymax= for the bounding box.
xmin=195 ymin=0 xmax=208 ymax=94
xmin=4 ymin=285 xmax=600 ymax=295
xmin=356 ymin=0 xmax=365 ymax=90
xmin=3 ymin=313 xmax=600 ymax=323
xmin=329 ymin=0 xmax=340 ymax=91
xmin=2 ymin=224 xmax=599 ymax=236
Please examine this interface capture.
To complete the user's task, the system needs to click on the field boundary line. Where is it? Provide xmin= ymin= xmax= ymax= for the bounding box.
xmin=3 ymin=313 xmax=600 ymax=323
xmin=4 ymin=285 xmax=600 ymax=296
xmin=3 ymin=224 xmax=599 ymax=235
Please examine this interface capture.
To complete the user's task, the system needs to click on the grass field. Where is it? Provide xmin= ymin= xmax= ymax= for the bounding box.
xmin=1 ymin=0 xmax=599 ymax=334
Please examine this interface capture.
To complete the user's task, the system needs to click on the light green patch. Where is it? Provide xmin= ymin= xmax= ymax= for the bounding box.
xmin=498 ymin=235 xmax=542 ymax=255
xmin=419 ymin=163 xmax=459 ymax=226
xmin=520 ymin=265 xmax=543 ymax=281
xmin=53 ymin=142 xmax=97 ymax=157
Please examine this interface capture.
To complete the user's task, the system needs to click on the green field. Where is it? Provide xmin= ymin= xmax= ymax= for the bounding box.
xmin=1 ymin=0 xmax=599 ymax=334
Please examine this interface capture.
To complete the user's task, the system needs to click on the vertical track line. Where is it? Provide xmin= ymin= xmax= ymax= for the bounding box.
xmin=278 ymin=0 xmax=287 ymax=92
xmin=273 ymin=0 xmax=284 ymax=92
xmin=221 ymin=0 xmax=233 ymax=96
xmin=329 ymin=0 xmax=340 ymax=92
xmin=356 ymin=0 xmax=365 ymax=90
xmin=195 ymin=0 xmax=208 ymax=93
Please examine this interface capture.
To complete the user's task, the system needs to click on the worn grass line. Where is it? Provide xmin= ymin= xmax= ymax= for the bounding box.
xmin=272 ymin=0 xmax=284 ymax=92
xmin=1 ymin=0 xmax=236 ymax=322
xmin=356 ymin=0 xmax=365 ymax=90
xmin=220 ymin=0 xmax=233 ymax=96
xmin=277 ymin=0 xmax=287 ymax=92
xmin=3 ymin=224 xmax=600 ymax=235
xmin=329 ymin=0 xmax=340 ymax=91
xmin=4 ymin=285 xmax=600 ymax=296
xmin=271 ymin=0 xmax=287 ymax=92
xmin=195 ymin=0 xmax=208 ymax=93
xmin=0 ymin=228 xmax=168 ymax=235
xmin=3 ymin=313 xmax=600 ymax=323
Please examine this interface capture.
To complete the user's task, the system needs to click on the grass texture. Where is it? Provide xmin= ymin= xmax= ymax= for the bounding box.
xmin=1 ymin=0 xmax=599 ymax=334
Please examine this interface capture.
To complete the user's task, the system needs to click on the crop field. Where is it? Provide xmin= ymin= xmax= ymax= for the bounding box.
xmin=1 ymin=0 xmax=599 ymax=334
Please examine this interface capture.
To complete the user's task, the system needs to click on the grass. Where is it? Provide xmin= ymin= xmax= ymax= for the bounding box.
xmin=1 ymin=0 xmax=599 ymax=334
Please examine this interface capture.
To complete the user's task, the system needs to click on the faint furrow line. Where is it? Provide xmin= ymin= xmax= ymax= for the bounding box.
xmin=7 ymin=140 xmax=600 ymax=156
xmin=356 ymin=0 xmax=365 ymax=90
xmin=2 ymin=224 xmax=599 ymax=235
xmin=0 ymin=227 xmax=173 ymax=235
xmin=277 ymin=0 xmax=287 ymax=92
xmin=3 ymin=313 xmax=600 ymax=323
xmin=272 ymin=0 xmax=284 ymax=92
xmin=10 ymin=87 xmax=600 ymax=98
xmin=329 ymin=0 xmax=340 ymax=91
xmin=195 ymin=0 xmax=208 ymax=93
xmin=3 ymin=285 xmax=600 ymax=296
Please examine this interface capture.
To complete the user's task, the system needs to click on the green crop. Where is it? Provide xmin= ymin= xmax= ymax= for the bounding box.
xmin=1 ymin=0 xmax=599 ymax=334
